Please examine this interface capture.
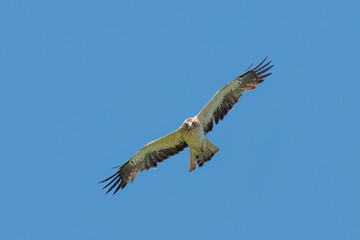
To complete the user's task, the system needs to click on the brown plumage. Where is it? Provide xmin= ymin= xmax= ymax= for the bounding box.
xmin=100 ymin=57 xmax=273 ymax=194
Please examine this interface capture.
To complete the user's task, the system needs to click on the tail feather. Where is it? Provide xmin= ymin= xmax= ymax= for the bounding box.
xmin=189 ymin=149 xmax=197 ymax=172
xmin=189 ymin=139 xmax=219 ymax=172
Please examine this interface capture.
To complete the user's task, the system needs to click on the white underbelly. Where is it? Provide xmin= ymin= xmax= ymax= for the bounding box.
xmin=183 ymin=128 xmax=205 ymax=150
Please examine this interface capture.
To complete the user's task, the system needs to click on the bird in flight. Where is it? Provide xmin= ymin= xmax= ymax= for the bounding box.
xmin=100 ymin=57 xmax=273 ymax=194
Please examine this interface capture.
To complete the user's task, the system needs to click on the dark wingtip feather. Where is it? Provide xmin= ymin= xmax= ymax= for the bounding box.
xmin=99 ymin=171 xmax=118 ymax=184
xmin=113 ymin=183 xmax=122 ymax=195
xmin=111 ymin=163 xmax=125 ymax=169
xmin=259 ymin=72 xmax=272 ymax=79
xmin=252 ymin=57 xmax=268 ymax=71
xmin=255 ymin=60 xmax=272 ymax=72
xmin=257 ymin=64 xmax=274 ymax=76
xmin=106 ymin=177 xmax=121 ymax=194
xmin=101 ymin=174 xmax=120 ymax=190
xmin=245 ymin=63 xmax=254 ymax=71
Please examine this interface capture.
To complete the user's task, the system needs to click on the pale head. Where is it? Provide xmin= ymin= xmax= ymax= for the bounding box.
xmin=179 ymin=117 xmax=199 ymax=132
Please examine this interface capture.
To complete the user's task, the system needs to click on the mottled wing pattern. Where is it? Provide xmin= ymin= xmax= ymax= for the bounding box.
xmin=100 ymin=131 xmax=188 ymax=194
xmin=197 ymin=57 xmax=273 ymax=134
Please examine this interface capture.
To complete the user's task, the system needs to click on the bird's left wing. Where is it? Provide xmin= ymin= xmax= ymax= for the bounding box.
xmin=197 ymin=58 xmax=273 ymax=134
xmin=100 ymin=130 xmax=188 ymax=194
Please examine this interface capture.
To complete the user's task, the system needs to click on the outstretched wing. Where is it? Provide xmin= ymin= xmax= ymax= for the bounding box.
xmin=100 ymin=130 xmax=188 ymax=194
xmin=197 ymin=57 xmax=273 ymax=134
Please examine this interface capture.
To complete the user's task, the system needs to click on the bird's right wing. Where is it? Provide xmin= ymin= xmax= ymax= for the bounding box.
xmin=100 ymin=130 xmax=188 ymax=194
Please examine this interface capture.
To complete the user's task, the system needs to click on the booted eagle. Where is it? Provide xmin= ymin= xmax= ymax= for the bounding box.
xmin=100 ymin=58 xmax=273 ymax=194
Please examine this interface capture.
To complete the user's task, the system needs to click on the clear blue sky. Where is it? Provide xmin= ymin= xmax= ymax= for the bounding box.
xmin=1 ymin=0 xmax=359 ymax=239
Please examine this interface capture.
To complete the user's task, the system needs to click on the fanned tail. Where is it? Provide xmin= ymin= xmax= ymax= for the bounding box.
xmin=189 ymin=139 xmax=219 ymax=172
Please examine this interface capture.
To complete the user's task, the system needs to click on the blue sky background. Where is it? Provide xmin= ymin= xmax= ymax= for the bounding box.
xmin=1 ymin=0 xmax=359 ymax=239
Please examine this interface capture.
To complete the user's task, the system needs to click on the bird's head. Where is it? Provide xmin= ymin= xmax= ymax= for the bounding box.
xmin=179 ymin=118 xmax=199 ymax=132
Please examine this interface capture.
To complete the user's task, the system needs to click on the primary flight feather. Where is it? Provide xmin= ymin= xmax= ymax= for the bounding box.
xmin=100 ymin=57 xmax=273 ymax=194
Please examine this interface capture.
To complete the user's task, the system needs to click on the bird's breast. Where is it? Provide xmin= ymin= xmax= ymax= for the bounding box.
xmin=182 ymin=127 xmax=205 ymax=150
